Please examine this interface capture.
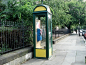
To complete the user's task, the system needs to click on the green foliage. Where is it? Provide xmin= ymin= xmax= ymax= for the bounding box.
xmin=0 ymin=0 xmax=35 ymax=46
xmin=85 ymin=58 xmax=86 ymax=64
xmin=0 ymin=0 xmax=36 ymax=22
xmin=44 ymin=0 xmax=86 ymax=29
xmin=0 ymin=0 xmax=86 ymax=37
xmin=0 ymin=43 xmax=11 ymax=53
xmin=45 ymin=0 xmax=72 ymax=29
xmin=66 ymin=0 xmax=86 ymax=28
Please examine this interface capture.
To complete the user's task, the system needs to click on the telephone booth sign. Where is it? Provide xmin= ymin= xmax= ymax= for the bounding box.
xmin=33 ymin=4 xmax=53 ymax=59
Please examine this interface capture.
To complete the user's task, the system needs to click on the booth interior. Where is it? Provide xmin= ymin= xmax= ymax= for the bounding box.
xmin=35 ymin=15 xmax=46 ymax=49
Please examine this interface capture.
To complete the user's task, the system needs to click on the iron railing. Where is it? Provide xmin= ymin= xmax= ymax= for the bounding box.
xmin=0 ymin=21 xmax=33 ymax=55
xmin=52 ymin=29 xmax=70 ymax=38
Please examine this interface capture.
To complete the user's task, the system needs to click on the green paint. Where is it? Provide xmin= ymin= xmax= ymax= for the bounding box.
xmin=33 ymin=4 xmax=52 ymax=59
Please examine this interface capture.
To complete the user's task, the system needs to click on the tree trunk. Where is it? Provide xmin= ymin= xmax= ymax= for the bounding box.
xmin=67 ymin=22 xmax=71 ymax=33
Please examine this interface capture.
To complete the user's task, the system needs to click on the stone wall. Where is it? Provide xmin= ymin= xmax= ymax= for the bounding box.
xmin=0 ymin=47 xmax=33 ymax=65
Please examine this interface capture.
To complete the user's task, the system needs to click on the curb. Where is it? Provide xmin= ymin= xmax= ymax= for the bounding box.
xmin=81 ymin=36 xmax=85 ymax=42
xmin=81 ymin=36 xmax=86 ymax=47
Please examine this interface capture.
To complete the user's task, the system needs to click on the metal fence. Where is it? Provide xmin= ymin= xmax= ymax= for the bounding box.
xmin=52 ymin=29 xmax=70 ymax=38
xmin=0 ymin=21 xmax=33 ymax=55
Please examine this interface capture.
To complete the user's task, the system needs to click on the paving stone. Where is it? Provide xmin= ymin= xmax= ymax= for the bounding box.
xmin=22 ymin=59 xmax=44 ymax=65
xmin=21 ymin=34 xmax=86 ymax=65
xmin=71 ymin=62 xmax=86 ymax=65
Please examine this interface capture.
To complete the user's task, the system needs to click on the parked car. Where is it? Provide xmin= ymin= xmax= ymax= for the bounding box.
xmin=82 ymin=30 xmax=86 ymax=36
xmin=84 ymin=32 xmax=86 ymax=39
xmin=79 ymin=29 xmax=83 ymax=36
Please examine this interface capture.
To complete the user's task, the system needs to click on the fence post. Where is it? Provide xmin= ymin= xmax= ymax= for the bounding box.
xmin=58 ymin=31 xmax=59 ymax=37
xmin=55 ymin=31 xmax=56 ymax=38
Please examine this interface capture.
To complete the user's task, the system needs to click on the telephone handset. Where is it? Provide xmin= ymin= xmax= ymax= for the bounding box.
xmin=37 ymin=28 xmax=42 ymax=41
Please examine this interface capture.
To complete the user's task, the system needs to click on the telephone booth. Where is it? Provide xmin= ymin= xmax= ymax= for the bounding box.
xmin=33 ymin=4 xmax=53 ymax=59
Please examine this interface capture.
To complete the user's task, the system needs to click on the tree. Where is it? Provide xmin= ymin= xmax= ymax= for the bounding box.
xmin=67 ymin=0 xmax=86 ymax=29
xmin=0 ymin=0 xmax=6 ymax=20
xmin=43 ymin=0 xmax=86 ymax=31
xmin=44 ymin=0 xmax=72 ymax=29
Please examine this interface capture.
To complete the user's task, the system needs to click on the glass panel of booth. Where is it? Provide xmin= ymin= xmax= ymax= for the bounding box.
xmin=35 ymin=15 xmax=46 ymax=49
xmin=48 ymin=14 xmax=52 ymax=48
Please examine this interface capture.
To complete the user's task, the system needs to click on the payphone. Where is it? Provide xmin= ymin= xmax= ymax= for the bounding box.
xmin=37 ymin=29 xmax=42 ymax=41
xmin=33 ymin=4 xmax=53 ymax=59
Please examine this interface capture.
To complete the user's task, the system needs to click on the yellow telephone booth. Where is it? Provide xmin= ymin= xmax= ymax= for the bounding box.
xmin=33 ymin=4 xmax=53 ymax=59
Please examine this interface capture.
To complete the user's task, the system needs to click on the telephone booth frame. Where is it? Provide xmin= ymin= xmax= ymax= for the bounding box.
xmin=33 ymin=4 xmax=53 ymax=59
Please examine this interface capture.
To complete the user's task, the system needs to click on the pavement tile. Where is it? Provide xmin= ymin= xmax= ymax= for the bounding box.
xmin=22 ymin=59 xmax=45 ymax=65
xmin=21 ymin=34 xmax=86 ymax=65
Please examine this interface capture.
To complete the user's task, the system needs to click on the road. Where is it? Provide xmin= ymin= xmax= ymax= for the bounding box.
xmin=22 ymin=33 xmax=86 ymax=65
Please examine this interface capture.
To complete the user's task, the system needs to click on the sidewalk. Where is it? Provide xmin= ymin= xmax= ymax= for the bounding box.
xmin=21 ymin=33 xmax=86 ymax=65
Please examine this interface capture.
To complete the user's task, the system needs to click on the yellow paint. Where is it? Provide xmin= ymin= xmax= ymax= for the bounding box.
xmin=49 ymin=48 xmax=52 ymax=57
xmin=36 ymin=49 xmax=46 ymax=57
xmin=34 ymin=6 xmax=46 ymax=12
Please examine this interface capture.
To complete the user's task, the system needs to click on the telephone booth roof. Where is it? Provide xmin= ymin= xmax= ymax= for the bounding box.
xmin=33 ymin=4 xmax=52 ymax=14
